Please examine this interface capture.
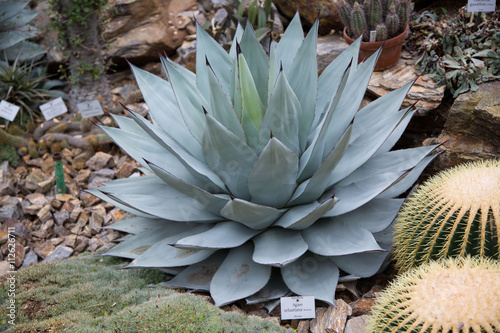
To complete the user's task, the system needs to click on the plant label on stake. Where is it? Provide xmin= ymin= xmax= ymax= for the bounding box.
xmin=0 ymin=100 xmax=20 ymax=122
xmin=77 ymin=100 xmax=104 ymax=118
xmin=40 ymin=97 xmax=68 ymax=120
xmin=369 ymin=30 xmax=377 ymax=43
xmin=280 ymin=296 xmax=315 ymax=320
xmin=467 ymin=0 xmax=496 ymax=12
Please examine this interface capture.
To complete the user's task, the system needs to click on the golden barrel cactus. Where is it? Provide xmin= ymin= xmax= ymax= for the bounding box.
xmin=394 ymin=160 xmax=500 ymax=272
xmin=366 ymin=256 xmax=500 ymax=332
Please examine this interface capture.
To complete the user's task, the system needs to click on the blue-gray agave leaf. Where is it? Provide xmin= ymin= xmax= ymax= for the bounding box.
xmin=97 ymin=12 xmax=437 ymax=306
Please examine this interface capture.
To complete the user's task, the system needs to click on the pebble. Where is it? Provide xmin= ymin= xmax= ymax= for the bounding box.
xmin=42 ymin=245 xmax=74 ymax=263
xmin=21 ymin=250 xmax=38 ymax=268
xmin=309 ymin=299 xmax=352 ymax=333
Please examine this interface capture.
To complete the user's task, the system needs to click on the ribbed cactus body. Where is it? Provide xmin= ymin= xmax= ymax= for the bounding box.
xmin=337 ymin=0 xmax=353 ymax=36
xmin=351 ymin=2 xmax=367 ymax=39
xmin=385 ymin=3 xmax=400 ymax=38
xmin=376 ymin=23 xmax=388 ymax=41
xmin=366 ymin=0 xmax=383 ymax=30
xmin=334 ymin=0 xmax=412 ymax=41
xmin=366 ymin=257 xmax=500 ymax=333
xmin=393 ymin=160 xmax=500 ymax=273
xmin=397 ymin=0 xmax=411 ymax=31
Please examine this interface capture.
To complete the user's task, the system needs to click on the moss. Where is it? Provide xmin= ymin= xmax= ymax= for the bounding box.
xmin=0 ymin=253 xmax=291 ymax=333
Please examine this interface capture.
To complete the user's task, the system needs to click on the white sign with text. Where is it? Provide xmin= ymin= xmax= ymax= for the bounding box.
xmin=0 ymin=100 xmax=20 ymax=122
xmin=467 ymin=0 xmax=496 ymax=12
xmin=280 ymin=296 xmax=315 ymax=320
xmin=77 ymin=100 xmax=104 ymax=118
xmin=40 ymin=97 xmax=68 ymax=120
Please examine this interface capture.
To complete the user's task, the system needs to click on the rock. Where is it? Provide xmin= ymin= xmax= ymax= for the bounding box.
xmin=426 ymin=80 xmax=500 ymax=171
xmin=42 ymin=245 xmax=74 ymax=263
xmin=62 ymin=234 xmax=78 ymax=248
xmin=37 ymin=204 xmax=53 ymax=223
xmin=70 ymin=207 xmax=83 ymax=224
xmin=40 ymin=155 xmax=55 ymax=173
xmin=56 ymin=193 xmax=74 ymax=202
xmin=80 ymin=192 xmax=101 ymax=207
xmin=0 ymin=179 xmax=16 ymax=196
xmin=309 ymin=299 xmax=352 ymax=333
xmin=85 ymin=152 xmax=115 ymax=170
xmin=0 ymin=202 xmax=23 ymax=221
xmin=25 ymin=168 xmax=47 ymax=191
xmin=74 ymin=236 xmax=90 ymax=253
xmin=73 ymin=150 xmax=94 ymax=170
xmin=88 ymin=176 xmax=113 ymax=189
xmin=350 ymin=297 xmax=376 ymax=316
xmin=37 ymin=177 xmax=54 ymax=193
xmin=317 ymin=34 xmax=348 ymax=73
xmin=51 ymin=237 xmax=65 ymax=246
xmin=89 ymin=212 xmax=104 ymax=235
xmin=13 ymin=240 xmax=25 ymax=267
xmin=89 ymin=168 xmax=116 ymax=182
xmin=176 ymin=40 xmax=197 ymax=73
xmin=88 ymin=238 xmax=104 ymax=252
xmin=102 ymin=0 xmax=196 ymax=61
xmin=33 ymin=241 xmax=56 ymax=260
xmin=367 ymin=60 xmax=445 ymax=115
xmin=21 ymin=250 xmax=38 ymax=268
xmin=54 ymin=210 xmax=70 ymax=226
xmin=229 ymin=304 xmax=246 ymax=315
xmin=273 ymin=0 xmax=343 ymax=35
xmin=344 ymin=315 xmax=370 ymax=333
xmin=118 ymin=84 xmax=141 ymax=104
xmin=116 ymin=161 xmax=138 ymax=178
xmin=0 ymin=260 xmax=12 ymax=276
xmin=26 ymin=193 xmax=50 ymax=206
xmin=297 ymin=320 xmax=310 ymax=333
xmin=74 ymin=169 xmax=92 ymax=187
xmin=98 ymin=242 xmax=115 ymax=252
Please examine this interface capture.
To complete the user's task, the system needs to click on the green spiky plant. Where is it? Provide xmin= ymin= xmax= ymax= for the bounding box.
xmin=88 ymin=13 xmax=437 ymax=307
xmin=333 ymin=0 xmax=412 ymax=42
xmin=0 ymin=0 xmax=46 ymax=61
xmin=366 ymin=256 xmax=500 ymax=332
xmin=393 ymin=160 xmax=500 ymax=273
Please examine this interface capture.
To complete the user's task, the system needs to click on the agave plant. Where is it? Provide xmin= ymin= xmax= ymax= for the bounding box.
xmin=89 ymin=13 xmax=437 ymax=307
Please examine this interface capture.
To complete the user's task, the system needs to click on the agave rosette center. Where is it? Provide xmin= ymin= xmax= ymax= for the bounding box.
xmin=90 ymin=13 xmax=437 ymax=306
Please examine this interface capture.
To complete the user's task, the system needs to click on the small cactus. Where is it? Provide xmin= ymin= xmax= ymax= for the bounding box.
xmin=366 ymin=0 xmax=383 ymax=29
xmin=385 ymin=2 xmax=400 ymax=37
xmin=393 ymin=160 xmax=500 ymax=273
xmin=351 ymin=2 xmax=368 ymax=40
xmin=375 ymin=23 xmax=388 ymax=41
xmin=334 ymin=0 xmax=411 ymax=41
xmin=397 ymin=0 xmax=411 ymax=32
xmin=336 ymin=0 xmax=353 ymax=37
xmin=366 ymin=256 xmax=500 ymax=332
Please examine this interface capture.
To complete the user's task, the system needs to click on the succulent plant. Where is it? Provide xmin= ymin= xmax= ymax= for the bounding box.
xmin=393 ymin=160 xmax=500 ymax=273
xmin=89 ymin=13 xmax=437 ymax=307
xmin=334 ymin=0 xmax=412 ymax=42
xmin=411 ymin=7 xmax=500 ymax=97
xmin=0 ymin=0 xmax=46 ymax=62
xmin=366 ymin=256 xmax=500 ymax=332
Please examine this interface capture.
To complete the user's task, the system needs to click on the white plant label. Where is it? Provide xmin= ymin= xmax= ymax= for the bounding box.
xmin=0 ymin=100 xmax=20 ymax=122
xmin=467 ymin=0 xmax=496 ymax=12
xmin=77 ymin=100 xmax=104 ymax=118
xmin=280 ymin=296 xmax=315 ymax=320
xmin=370 ymin=30 xmax=377 ymax=43
xmin=40 ymin=97 xmax=68 ymax=120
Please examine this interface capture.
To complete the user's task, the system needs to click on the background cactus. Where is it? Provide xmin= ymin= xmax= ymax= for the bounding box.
xmin=393 ymin=160 xmax=500 ymax=273
xmin=334 ymin=0 xmax=412 ymax=41
xmin=366 ymin=256 xmax=500 ymax=332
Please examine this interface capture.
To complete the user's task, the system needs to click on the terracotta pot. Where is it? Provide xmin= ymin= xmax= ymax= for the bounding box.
xmin=343 ymin=25 xmax=409 ymax=71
